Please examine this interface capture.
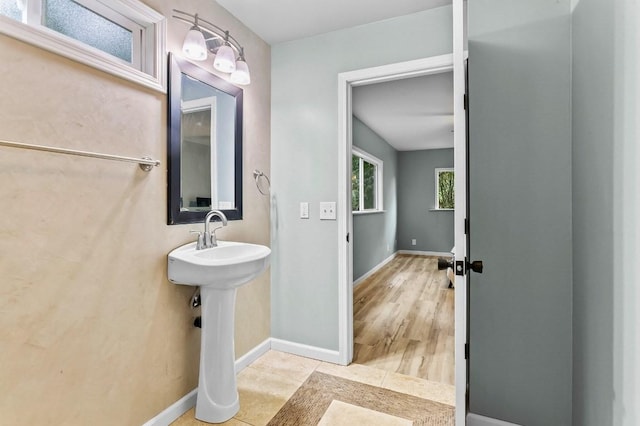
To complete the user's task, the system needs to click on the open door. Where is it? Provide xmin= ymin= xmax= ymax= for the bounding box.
xmin=464 ymin=2 xmax=573 ymax=425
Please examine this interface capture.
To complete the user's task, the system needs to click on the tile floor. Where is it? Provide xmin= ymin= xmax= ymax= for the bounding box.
xmin=171 ymin=350 xmax=455 ymax=426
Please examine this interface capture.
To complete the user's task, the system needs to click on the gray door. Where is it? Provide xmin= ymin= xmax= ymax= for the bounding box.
xmin=467 ymin=1 xmax=573 ymax=425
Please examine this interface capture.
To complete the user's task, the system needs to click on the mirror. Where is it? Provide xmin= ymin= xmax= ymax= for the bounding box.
xmin=168 ymin=53 xmax=243 ymax=224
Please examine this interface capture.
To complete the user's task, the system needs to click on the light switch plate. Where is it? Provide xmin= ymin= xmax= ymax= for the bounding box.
xmin=320 ymin=202 xmax=336 ymax=220
xmin=300 ymin=202 xmax=309 ymax=219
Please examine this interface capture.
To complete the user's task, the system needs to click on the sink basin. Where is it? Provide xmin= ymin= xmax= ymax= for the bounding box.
xmin=168 ymin=241 xmax=271 ymax=288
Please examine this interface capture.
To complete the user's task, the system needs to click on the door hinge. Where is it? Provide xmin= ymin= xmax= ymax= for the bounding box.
xmin=464 ymin=343 xmax=469 ymax=360
xmin=346 ymin=232 xmax=350 ymax=243
xmin=463 ymin=94 xmax=468 ymax=110
xmin=464 ymin=218 xmax=469 ymax=234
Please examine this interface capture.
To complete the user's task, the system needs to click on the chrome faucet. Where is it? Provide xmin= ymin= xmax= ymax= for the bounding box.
xmin=197 ymin=210 xmax=227 ymax=249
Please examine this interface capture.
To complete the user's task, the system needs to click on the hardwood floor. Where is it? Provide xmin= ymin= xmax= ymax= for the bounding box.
xmin=353 ymin=254 xmax=455 ymax=385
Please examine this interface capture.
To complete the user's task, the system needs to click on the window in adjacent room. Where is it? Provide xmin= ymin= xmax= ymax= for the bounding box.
xmin=0 ymin=0 xmax=165 ymax=91
xmin=352 ymin=146 xmax=383 ymax=213
xmin=435 ymin=168 xmax=454 ymax=210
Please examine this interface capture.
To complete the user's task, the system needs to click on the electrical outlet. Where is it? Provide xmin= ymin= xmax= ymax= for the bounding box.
xmin=300 ymin=202 xmax=309 ymax=219
xmin=411 ymin=239 xmax=417 ymax=246
xmin=319 ymin=201 xmax=336 ymax=220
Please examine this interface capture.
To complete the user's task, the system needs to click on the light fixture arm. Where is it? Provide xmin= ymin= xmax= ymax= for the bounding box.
xmin=173 ymin=9 xmax=245 ymax=58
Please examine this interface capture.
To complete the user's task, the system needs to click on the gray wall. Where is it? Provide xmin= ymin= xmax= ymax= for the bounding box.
xmin=397 ymin=148 xmax=454 ymax=253
xmin=271 ymin=6 xmax=453 ymax=350
xmin=352 ymin=117 xmax=397 ymax=282
xmin=468 ymin=1 xmax=572 ymax=425
xmin=572 ymin=0 xmax=639 ymax=425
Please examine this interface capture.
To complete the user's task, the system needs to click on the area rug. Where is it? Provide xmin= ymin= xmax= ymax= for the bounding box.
xmin=266 ymin=371 xmax=455 ymax=426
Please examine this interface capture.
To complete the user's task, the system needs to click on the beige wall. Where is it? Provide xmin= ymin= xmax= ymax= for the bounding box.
xmin=0 ymin=0 xmax=271 ymax=424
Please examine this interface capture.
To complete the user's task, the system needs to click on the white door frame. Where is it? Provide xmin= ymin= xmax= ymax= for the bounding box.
xmin=452 ymin=0 xmax=468 ymax=424
xmin=337 ymin=52 xmax=468 ymax=423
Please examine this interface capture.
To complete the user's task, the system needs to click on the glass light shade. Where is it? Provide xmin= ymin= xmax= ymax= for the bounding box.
xmin=230 ymin=59 xmax=250 ymax=85
xmin=213 ymin=44 xmax=236 ymax=73
xmin=182 ymin=26 xmax=207 ymax=61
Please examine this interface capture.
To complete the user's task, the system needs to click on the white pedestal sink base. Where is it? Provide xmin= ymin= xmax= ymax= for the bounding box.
xmin=195 ymin=287 xmax=240 ymax=424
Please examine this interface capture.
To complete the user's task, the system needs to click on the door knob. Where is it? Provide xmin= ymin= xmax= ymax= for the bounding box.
xmin=453 ymin=259 xmax=485 ymax=276
xmin=469 ymin=260 xmax=483 ymax=273
xmin=437 ymin=258 xmax=454 ymax=270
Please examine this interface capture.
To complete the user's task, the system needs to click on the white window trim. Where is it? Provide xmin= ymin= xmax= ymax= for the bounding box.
xmin=435 ymin=167 xmax=454 ymax=210
xmin=352 ymin=146 xmax=383 ymax=213
xmin=352 ymin=210 xmax=386 ymax=215
xmin=0 ymin=0 xmax=166 ymax=92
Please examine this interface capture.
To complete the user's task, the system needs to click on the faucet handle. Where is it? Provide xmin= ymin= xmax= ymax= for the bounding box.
xmin=210 ymin=228 xmax=220 ymax=246
xmin=190 ymin=230 xmax=205 ymax=250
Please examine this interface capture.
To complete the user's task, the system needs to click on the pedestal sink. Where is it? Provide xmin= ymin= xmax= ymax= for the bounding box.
xmin=168 ymin=240 xmax=270 ymax=423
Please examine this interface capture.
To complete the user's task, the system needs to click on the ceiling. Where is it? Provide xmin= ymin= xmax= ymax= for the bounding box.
xmin=353 ymin=71 xmax=453 ymax=151
xmin=215 ymin=0 xmax=454 ymax=151
xmin=215 ymin=0 xmax=452 ymax=45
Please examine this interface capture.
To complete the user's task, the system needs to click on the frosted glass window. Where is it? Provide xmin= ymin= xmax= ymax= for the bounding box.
xmin=44 ymin=0 xmax=133 ymax=63
xmin=0 ymin=0 xmax=22 ymax=21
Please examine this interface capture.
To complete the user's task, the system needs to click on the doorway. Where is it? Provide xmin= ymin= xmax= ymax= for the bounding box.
xmin=349 ymin=70 xmax=456 ymax=384
xmin=337 ymin=49 xmax=467 ymax=423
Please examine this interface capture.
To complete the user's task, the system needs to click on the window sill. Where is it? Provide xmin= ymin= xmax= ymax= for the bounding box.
xmin=353 ymin=210 xmax=385 ymax=215
xmin=429 ymin=208 xmax=454 ymax=212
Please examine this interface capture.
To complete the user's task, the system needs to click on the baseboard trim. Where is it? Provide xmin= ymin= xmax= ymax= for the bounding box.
xmin=141 ymin=388 xmax=197 ymax=426
xmin=353 ymin=252 xmax=397 ymax=287
xmin=398 ymin=250 xmax=452 ymax=257
xmin=467 ymin=413 xmax=522 ymax=426
xmin=235 ymin=338 xmax=271 ymax=373
xmin=270 ymin=338 xmax=341 ymax=364
xmin=142 ymin=338 xmax=271 ymax=426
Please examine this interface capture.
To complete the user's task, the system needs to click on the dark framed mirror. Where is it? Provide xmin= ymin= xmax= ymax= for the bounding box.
xmin=168 ymin=53 xmax=243 ymax=224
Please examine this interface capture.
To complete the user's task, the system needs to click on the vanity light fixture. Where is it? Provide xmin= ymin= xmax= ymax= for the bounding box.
xmin=214 ymin=38 xmax=236 ymax=73
xmin=230 ymin=48 xmax=250 ymax=85
xmin=182 ymin=16 xmax=207 ymax=61
xmin=173 ymin=9 xmax=251 ymax=85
